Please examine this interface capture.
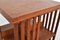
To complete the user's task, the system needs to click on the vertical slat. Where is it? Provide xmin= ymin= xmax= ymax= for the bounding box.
xmin=42 ymin=15 xmax=45 ymax=26
xmin=20 ymin=21 xmax=25 ymax=40
xmin=51 ymin=10 xmax=57 ymax=32
xmin=14 ymin=23 xmax=19 ymax=40
xmin=32 ymin=17 xmax=37 ymax=40
xmin=26 ymin=19 xmax=31 ymax=40
xmin=53 ymin=15 xmax=59 ymax=40
xmin=48 ymin=12 xmax=52 ymax=40
xmin=53 ymin=10 xmax=60 ymax=40
xmin=48 ymin=12 xmax=52 ymax=31
xmin=36 ymin=16 xmax=41 ymax=40
xmin=45 ymin=14 xmax=49 ymax=28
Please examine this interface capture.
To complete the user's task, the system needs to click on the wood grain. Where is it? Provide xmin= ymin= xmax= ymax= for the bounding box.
xmin=32 ymin=17 xmax=37 ymax=40
xmin=14 ymin=23 xmax=19 ymax=40
xmin=36 ymin=16 xmax=41 ymax=40
xmin=0 ymin=0 xmax=60 ymax=23
xmin=26 ymin=19 xmax=31 ymax=40
xmin=20 ymin=21 xmax=25 ymax=40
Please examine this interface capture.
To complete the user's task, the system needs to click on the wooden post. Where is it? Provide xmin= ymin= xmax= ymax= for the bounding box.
xmin=36 ymin=16 xmax=41 ymax=40
xmin=14 ymin=23 xmax=19 ymax=40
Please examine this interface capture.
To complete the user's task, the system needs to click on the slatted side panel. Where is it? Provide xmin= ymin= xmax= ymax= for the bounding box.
xmin=14 ymin=9 xmax=59 ymax=40
xmin=2 ymin=10 xmax=60 ymax=40
xmin=18 ymin=16 xmax=41 ymax=40
xmin=13 ymin=9 xmax=60 ymax=40
xmin=42 ymin=9 xmax=60 ymax=40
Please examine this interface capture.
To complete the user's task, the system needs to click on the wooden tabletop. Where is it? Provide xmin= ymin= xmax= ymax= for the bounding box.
xmin=0 ymin=0 xmax=60 ymax=23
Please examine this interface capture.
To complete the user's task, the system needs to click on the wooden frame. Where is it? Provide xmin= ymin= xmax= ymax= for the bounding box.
xmin=0 ymin=0 xmax=60 ymax=40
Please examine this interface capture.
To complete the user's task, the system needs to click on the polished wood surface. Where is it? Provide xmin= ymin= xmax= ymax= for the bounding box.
xmin=26 ymin=19 xmax=31 ymax=40
xmin=36 ymin=16 xmax=41 ymax=40
xmin=14 ymin=23 xmax=19 ymax=40
xmin=0 ymin=0 xmax=60 ymax=23
xmin=32 ymin=17 xmax=37 ymax=40
xmin=20 ymin=21 xmax=25 ymax=40
xmin=1 ymin=26 xmax=55 ymax=40
xmin=0 ymin=0 xmax=60 ymax=40
xmin=1 ymin=10 xmax=59 ymax=40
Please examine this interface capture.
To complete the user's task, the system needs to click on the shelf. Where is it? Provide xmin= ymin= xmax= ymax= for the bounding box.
xmin=39 ymin=27 xmax=55 ymax=40
xmin=2 ymin=26 xmax=55 ymax=40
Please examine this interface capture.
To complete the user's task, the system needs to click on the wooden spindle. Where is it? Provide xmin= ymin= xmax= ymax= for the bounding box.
xmin=48 ymin=12 xmax=53 ymax=40
xmin=26 ymin=19 xmax=31 ymax=40
xmin=14 ymin=23 xmax=19 ymax=40
xmin=32 ymin=17 xmax=37 ymax=40
xmin=51 ymin=10 xmax=57 ymax=32
xmin=48 ymin=12 xmax=52 ymax=31
xmin=45 ymin=14 xmax=49 ymax=28
xmin=53 ymin=11 xmax=59 ymax=40
xmin=20 ymin=21 xmax=25 ymax=40
xmin=36 ymin=16 xmax=41 ymax=40
xmin=42 ymin=15 xmax=45 ymax=26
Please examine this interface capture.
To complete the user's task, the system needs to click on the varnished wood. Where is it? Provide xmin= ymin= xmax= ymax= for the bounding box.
xmin=1 ymin=24 xmax=14 ymax=40
xmin=2 ymin=29 xmax=14 ymax=40
xmin=0 ymin=0 xmax=60 ymax=23
xmin=14 ymin=23 xmax=19 ymax=40
xmin=20 ymin=21 xmax=25 ymax=40
xmin=39 ymin=27 xmax=54 ymax=40
xmin=1 ymin=25 xmax=55 ymax=40
xmin=36 ymin=16 xmax=41 ymax=40
xmin=26 ymin=19 xmax=31 ymax=40
xmin=32 ymin=17 xmax=37 ymax=40
xmin=0 ymin=0 xmax=60 ymax=40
